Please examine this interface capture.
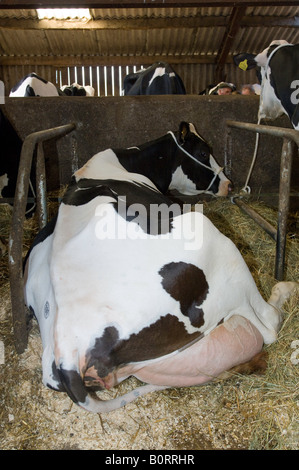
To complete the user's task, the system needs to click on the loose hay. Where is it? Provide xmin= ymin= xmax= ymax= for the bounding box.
xmin=0 ymin=195 xmax=298 ymax=450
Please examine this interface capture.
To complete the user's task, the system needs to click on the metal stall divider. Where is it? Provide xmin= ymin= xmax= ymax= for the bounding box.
xmin=9 ymin=123 xmax=76 ymax=354
xmin=227 ymin=120 xmax=299 ymax=282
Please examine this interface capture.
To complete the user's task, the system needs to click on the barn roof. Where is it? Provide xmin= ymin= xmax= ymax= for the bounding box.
xmin=0 ymin=1 xmax=298 ymax=90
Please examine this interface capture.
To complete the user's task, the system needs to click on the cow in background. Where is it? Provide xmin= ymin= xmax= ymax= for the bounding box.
xmin=9 ymin=73 xmax=60 ymax=97
xmin=124 ymin=62 xmax=186 ymax=95
xmin=9 ymin=73 xmax=95 ymax=97
xmin=60 ymin=83 xmax=95 ymax=96
xmin=234 ymin=40 xmax=299 ymax=129
xmin=0 ymin=109 xmax=36 ymax=216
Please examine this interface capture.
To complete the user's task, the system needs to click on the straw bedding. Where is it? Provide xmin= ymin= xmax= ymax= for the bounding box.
xmin=0 ymin=196 xmax=298 ymax=450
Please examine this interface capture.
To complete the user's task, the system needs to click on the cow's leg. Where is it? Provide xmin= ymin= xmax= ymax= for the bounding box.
xmin=252 ymin=281 xmax=298 ymax=344
xmin=215 ymin=281 xmax=298 ymax=379
xmin=267 ymin=281 xmax=298 ymax=313
xmin=127 ymin=315 xmax=264 ymax=387
xmin=259 ymin=281 xmax=298 ymax=340
xmin=129 ymin=283 xmax=298 ymax=387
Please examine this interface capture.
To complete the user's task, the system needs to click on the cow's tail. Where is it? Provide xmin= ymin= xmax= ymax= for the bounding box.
xmin=57 ymin=367 xmax=168 ymax=414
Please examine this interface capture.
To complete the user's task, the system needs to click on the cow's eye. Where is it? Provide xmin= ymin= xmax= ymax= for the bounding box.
xmin=201 ymin=151 xmax=209 ymax=160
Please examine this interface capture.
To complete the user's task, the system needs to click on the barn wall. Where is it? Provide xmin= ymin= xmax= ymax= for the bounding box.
xmin=2 ymin=95 xmax=298 ymax=203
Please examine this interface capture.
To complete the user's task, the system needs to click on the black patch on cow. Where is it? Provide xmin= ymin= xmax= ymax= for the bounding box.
xmin=62 ymin=176 xmax=117 ymax=206
xmin=46 ymin=361 xmax=66 ymax=392
xmin=124 ymin=62 xmax=186 ymax=95
xmin=114 ymin=134 xmax=176 ymax=194
xmin=159 ymin=262 xmax=209 ymax=328
xmin=268 ymin=44 xmax=299 ymax=125
xmin=182 ymin=151 xmax=220 ymax=194
xmin=62 ymin=177 xmax=182 ymax=235
xmin=177 ymin=130 xmax=221 ymax=194
xmin=57 ymin=368 xmax=88 ymax=405
xmin=114 ymin=130 xmax=223 ymax=196
xmin=60 ymin=85 xmax=87 ymax=96
xmin=25 ymin=85 xmax=36 ymax=97
xmin=86 ymin=314 xmax=203 ymax=379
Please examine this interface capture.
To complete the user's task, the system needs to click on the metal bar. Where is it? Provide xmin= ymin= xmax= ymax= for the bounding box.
xmin=1 ymin=0 xmax=299 ymax=7
xmin=0 ymin=197 xmax=36 ymax=204
xmin=275 ymin=139 xmax=295 ymax=281
xmin=36 ymin=142 xmax=48 ymax=230
xmin=232 ymin=197 xmax=277 ymax=241
xmin=0 ymin=197 xmax=62 ymax=204
xmin=9 ymin=123 xmax=76 ymax=354
xmin=227 ymin=120 xmax=298 ymax=281
xmin=226 ymin=120 xmax=299 ymax=147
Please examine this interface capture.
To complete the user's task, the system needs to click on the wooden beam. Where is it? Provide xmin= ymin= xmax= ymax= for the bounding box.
xmin=214 ymin=5 xmax=246 ymax=83
xmin=0 ymin=16 xmax=229 ymax=30
xmin=1 ymin=0 xmax=299 ymax=7
xmin=242 ymin=15 xmax=299 ymax=27
xmin=1 ymin=15 xmax=297 ymax=31
xmin=0 ymin=54 xmax=219 ymax=66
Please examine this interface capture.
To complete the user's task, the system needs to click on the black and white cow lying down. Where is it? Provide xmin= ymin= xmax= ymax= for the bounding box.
xmin=234 ymin=40 xmax=299 ymax=129
xmin=9 ymin=72 xmax=95 ymax=97
xmin=24 ymin=122 xmax=297 ymax=413
xmin=123 ymin=62 xmax=186 ymax=95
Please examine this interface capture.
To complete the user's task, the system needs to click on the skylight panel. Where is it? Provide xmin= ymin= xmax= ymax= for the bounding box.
xmin=37 ymin=9 xmax=91 ymax=20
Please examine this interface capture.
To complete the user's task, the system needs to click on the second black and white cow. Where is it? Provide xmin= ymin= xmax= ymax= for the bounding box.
xmin=9 ymin=73 xmax=95 ymax=97
xmin=124 ymin=62 xmax=186 ymax=95
xmin=234 ymin=40 xmax=299 ymax=129
xmin=60 ymin=83 xmax=95 ymax=96
xmin=9 ymin=73 xmax=60 ymax=97
xmin=24 ymin=122 xmax=297 ymax=413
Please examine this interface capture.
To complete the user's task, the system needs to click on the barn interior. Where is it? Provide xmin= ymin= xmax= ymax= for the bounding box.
xmin=0 ymin=0 xmax=299 ymax=451
xmin=1 ymin=2 xmax=299 ymax=193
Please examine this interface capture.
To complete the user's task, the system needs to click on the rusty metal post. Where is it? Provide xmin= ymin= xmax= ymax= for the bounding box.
xmin=275 ymin=138 xmax=295 ymax=281
xmin=36 ymin=142 xmax=48 ymax=230
xmin=9 ymin=123 xmax=76 ymax=354
xmin=226 ymin=120 xmax=299 ymax=147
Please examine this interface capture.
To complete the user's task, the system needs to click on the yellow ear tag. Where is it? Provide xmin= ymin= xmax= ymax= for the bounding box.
xmin=239 ymin=59 xmax=248 ymax=71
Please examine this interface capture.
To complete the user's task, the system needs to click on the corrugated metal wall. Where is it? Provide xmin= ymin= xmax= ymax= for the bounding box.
xmin=0 ymin=5 xmax=298 ymax=97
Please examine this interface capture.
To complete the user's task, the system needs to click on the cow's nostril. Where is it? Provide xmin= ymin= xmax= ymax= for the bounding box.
xmin=228 ymin=182 xmax=234 ymax=192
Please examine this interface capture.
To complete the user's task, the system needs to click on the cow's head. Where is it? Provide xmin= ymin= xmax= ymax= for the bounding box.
xmin=233 ymin=40 xmax=290 ymax=120
xmin=169 ymin=122 xmax=232 ymax=197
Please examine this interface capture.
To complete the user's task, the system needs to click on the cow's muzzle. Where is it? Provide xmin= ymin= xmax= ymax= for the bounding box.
xmin=216 ymin=180 xmax=233 ymax=197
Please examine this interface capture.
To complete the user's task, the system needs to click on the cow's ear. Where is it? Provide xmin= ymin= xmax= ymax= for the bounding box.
xmin=233 ymin=53 xmax=257 ymax=71
xmin=179 ymin=122 xmax=190 ymax=143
